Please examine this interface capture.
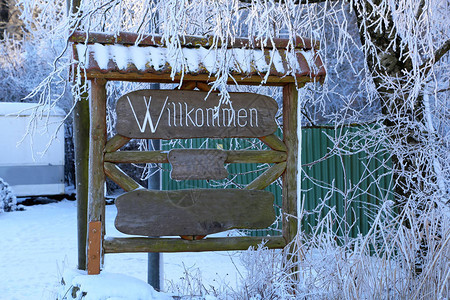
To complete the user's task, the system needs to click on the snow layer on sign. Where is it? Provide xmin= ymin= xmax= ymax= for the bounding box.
xmin=182 ymin=48 xmax=200 ymax=72
xmin=76 ymin=43 xmax=317 ymax=76
xmin=286 ymin=51 xmax=301 ymax=73
xmin=252 ymin=50 xmax=269 ymax=72
xmin=232 ymin=48 xmax=252 ymax=73
xmin=148 ymin=46 xmax=165 ymax=70
xmin=110 ymin=44 xmax=129 ymax=70
xmin=92 ymin=43 xmax=110 ymax=69
xmin=198 ymin=47 xmax=217 ymax=73
xmin=270 ymin=49 xmax=285 ymax=73
xmin=299 ymin=50 xmax=315 ymax=69
xmin=129 ymin=46 xmax=148 ymax=70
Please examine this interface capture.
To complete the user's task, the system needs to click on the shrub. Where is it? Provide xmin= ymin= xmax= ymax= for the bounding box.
xmin=0 ymin=177 xmax=17 ymax=213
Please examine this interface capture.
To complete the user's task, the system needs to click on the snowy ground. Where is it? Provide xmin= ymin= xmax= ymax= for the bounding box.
xmin=0 ymin=200 xmax=246 ymax=299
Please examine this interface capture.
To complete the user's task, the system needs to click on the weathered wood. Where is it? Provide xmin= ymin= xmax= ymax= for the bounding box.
xmin=88 ymin=79 xmax=107 ymax=223
xmin=104 ymin=162 xmax=143 ymax=192
xmin=225 ymin=150 xmax=287 ymax=163
xmin=105 ymin=150 xmax=168 ymax=163
xmin=104 ymin=134 xmax=131 ymax=152
xmin=69 ymin=31 xmax=318 ymax=51
xmin=73 ymin=90 xmax=89 ymax=271
xmin=178 ymin=81 xmax=197 ymax=90
xmin=168 ymin=149 xmax=228 ymax=180
xmin=245 ymin=162 xmax=287 ymax=190
xmin=83 ymin=72 xmax=315 ymax=85
xmin=104 ymin=150 xmax=286 ymax=164
xmin=115 ymin=189 xmax=275 ymax=236
xmin=282 ymin=84 xmax=299 ymax=244
xmin=87 ymin=221 xmax=102 ymax=274
xmin=180 ymin=235 xmax=206 ymax=240
xmin=70 ymin=0 xmax=88 ymax=272
xmin=259 ymin=134 xmax=287 ymax=151
xmin=104 ymin=236 xmax=286 ymax=253
xmin=195 ymin=81 xmax=211 ymax=92
xmin=116 ymin=90 xmax=278 ymax=139
xmin=88 ymin=79 xmax=107 ymax=270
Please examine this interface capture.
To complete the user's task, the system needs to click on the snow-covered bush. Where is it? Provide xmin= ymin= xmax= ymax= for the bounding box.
xmin=57 ymin=269 xmax=171 ymax=300
xmin=0 ymin=177 xmax=17 ymax=213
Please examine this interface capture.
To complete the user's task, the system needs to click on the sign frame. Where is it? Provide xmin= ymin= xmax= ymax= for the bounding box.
xmin=70 ymin=31 xmax=315 ymax=275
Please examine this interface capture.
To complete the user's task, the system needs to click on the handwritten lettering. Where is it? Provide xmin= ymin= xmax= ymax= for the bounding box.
xmin=127 ymin=97 xmax=259 ymax=133
xmin=116 ymin=90 xmax=277 ymax=139
xmin=128 ymin=96 xmax=168 ymax=133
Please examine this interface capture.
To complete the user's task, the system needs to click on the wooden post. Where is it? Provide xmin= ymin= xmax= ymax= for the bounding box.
xmin=282 ymin=83 xmax=298 ymax=244
xmin=282 ymin=83 xmax=300 ymax=284
xmin=87 ymin=78 xmax=107 ymax=275
xmin=87 ymin=221 xmax=102 ymax=275
xmin=73 ymin=91 xmax=89 ymax=271
xmin=69 ymin=0 xmax=88 ymax=272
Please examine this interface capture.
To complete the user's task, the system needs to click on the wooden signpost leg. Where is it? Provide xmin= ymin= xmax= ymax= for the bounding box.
xmin=87 ymin=78 xmax=107 ymax=275
xmin=74 ymin=89 xmax=89 ymax=271
xmin=87 ymin=221 xmax=102 ymax=274
xmin=282 ymin=83 xmax=300 ymax=283
xmin=282 ymin=83 xmax=299 ymax=244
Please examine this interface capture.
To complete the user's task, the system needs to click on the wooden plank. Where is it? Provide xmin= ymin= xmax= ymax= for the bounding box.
xmin=87 ymin=221 xmax=102 ymax=275
xmin=168 ymin=149 xmax=228 ymax=180
xmin=259 ymin=134 xmax=287 ymax=151
xmin=245 ymin=162 xmax=287 ymax=190
xmin=104 ymin=236 xmax=286 ymax=253
xmin=104 ymin=150 xmax=286 ymax=164
xmin=105 ymin=150 xmax=169 ymax=163
xmin=226 ymin=150 xmax=286 ymax=163
xmin=282 ymin=84 xmax=299 ymax=244
xmin=104 ymin=134 xmax=131 ymax=152
xmin=195 ymin=82 xmax=211 ymax=92
xmin=73 ymin=89 xmax=89 ymax=271
xmin=116 ymin=90 xmax=278 ymax=139
xmin=88 ymin=78 xmax=107 ymax=270
xmin=69 ymin=31 xmax=318 ymax=51
xmin=88 ymin=79 xmax=107 ymax=225
xmin=104 ymin=162 xmax=143 ymax=192
xmin=115 ymin=189 xmax=276 ymax=236
xmin=82 ymin=72 xmax=316 ymax=86
xmin=178 ymin=81 xmax=197 ymax=90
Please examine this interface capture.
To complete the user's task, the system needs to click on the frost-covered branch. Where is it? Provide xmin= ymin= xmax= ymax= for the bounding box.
xmin=420 ymin=38 xmax=450 ymax=76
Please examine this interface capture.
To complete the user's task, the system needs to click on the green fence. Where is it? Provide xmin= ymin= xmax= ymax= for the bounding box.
xmin=161 ymin=126 xmax=393 ymax=238
xmin=300 ymin=127 xmax=393 ymax=239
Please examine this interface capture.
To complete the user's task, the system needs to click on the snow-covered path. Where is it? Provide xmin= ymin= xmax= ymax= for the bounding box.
xmin=0 ymin=200 xmax=244 ymax=299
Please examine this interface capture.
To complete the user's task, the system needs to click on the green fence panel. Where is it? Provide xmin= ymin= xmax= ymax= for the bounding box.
xmin=161 ymin=126 xmax=393 ymax=238
xmin=300 ymin=126 xmax=393 ymax=239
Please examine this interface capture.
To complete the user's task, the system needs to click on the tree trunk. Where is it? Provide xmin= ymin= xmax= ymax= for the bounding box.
xmin=352 ymin=0 xmax=435 ymax=274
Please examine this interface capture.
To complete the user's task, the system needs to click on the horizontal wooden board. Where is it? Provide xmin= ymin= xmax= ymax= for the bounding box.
xmin=104 ymin=150 xmax=287 ymax=164
xmin=168 ymin=149 xmax=228 ymax=180
xmin=115 ymin=189 xmax=275 ymax=236
xmin=116 ymin=90 xmax=278 ymax=139
xmin=103 ymin=236 xmax=287 ymax=253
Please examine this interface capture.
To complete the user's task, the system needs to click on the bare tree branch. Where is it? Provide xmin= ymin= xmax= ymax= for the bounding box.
xmin=415 ymin=0 xmax=426 ymax=20
xmin=421 ymin=39 xmax=450 ymax=75
xmin=238 ymin=0 xmax=334 ymax=4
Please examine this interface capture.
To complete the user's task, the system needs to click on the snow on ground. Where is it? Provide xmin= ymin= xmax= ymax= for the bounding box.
xmin=0 ymin=200 xmax=245 ymax=299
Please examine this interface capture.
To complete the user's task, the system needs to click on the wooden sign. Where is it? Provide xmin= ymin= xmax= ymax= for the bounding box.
xmin=116 ymin=90 xmax=278 ymax=139
xmin=168 ymin=149 xmax=228 ymax=180
xmin=114 ymin=189 xmax=275 ymax=236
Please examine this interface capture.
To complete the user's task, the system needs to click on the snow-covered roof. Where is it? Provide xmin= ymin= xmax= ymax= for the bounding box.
xmin=69 ymin=31 xmax=325 ymax=84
